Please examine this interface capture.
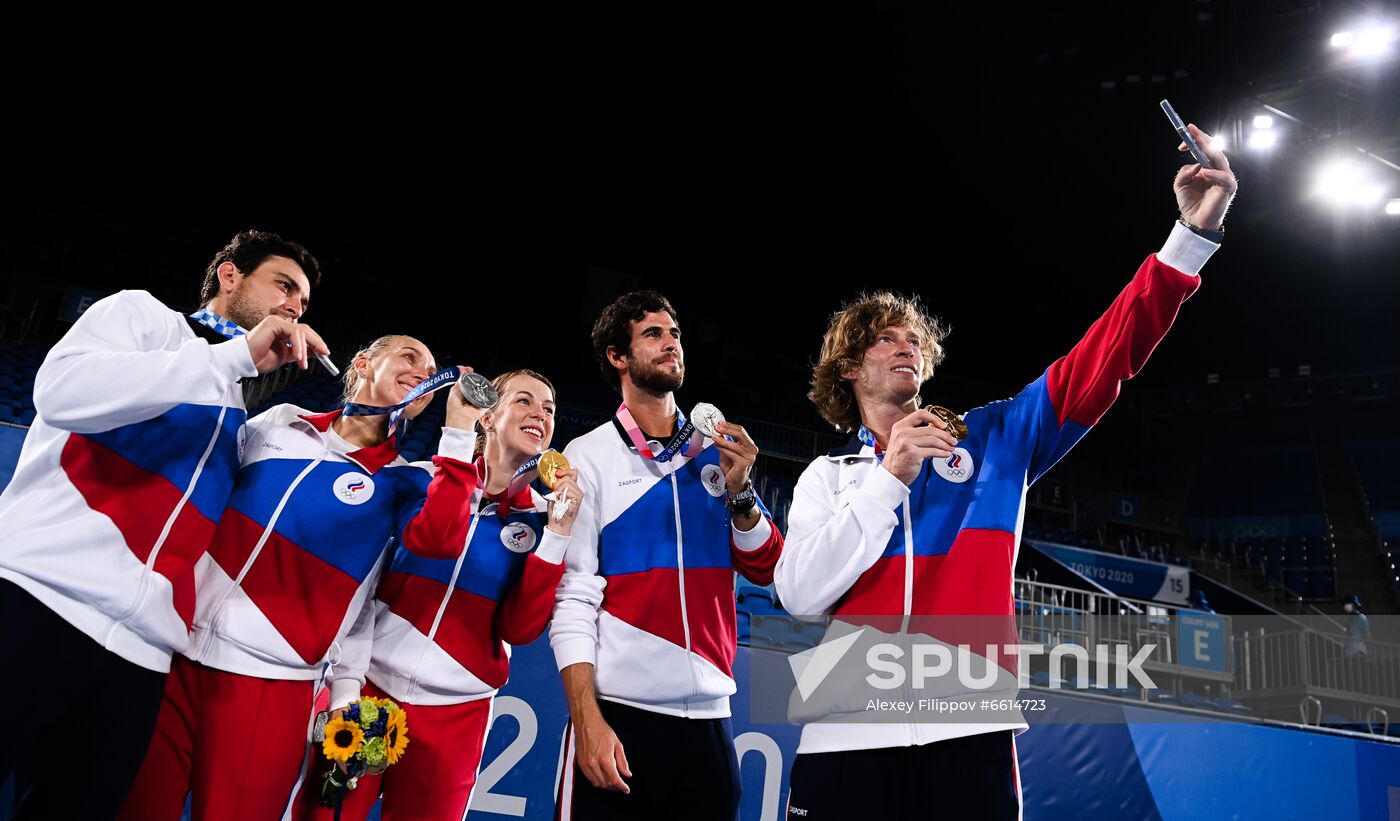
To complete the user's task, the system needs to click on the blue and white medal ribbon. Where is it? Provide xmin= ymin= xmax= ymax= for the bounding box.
xmin=343 ymin=365 xmax=465 ymax=438
xmin=501 ymin=452 xmax=573 ymax=522
xmin=507 ymin=453 xmax=543 ymax=495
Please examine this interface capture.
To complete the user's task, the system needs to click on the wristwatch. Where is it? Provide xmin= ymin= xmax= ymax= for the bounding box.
xmin=726 ymin=480 xmax=757 ymax=516
xmin=1178 ymin=217 xmax=1224 ymax=243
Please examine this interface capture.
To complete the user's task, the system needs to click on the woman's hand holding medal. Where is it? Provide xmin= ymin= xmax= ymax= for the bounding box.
xmin=540 ymin=451 xmax=583 ymax=535
xmin=444 ymin=367 xmax=490 ymax=432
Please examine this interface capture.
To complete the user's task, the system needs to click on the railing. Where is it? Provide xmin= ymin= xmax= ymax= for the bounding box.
xmin=1015 ymin=580 xmax=1226 ymax=677
xmin=1015 ymin=580 xmax=1399 ymax=713
xmin=733 ymin=416 xmax=843 ymax=463
xmin=1237 ymin=629 xmax=1400 ymax=706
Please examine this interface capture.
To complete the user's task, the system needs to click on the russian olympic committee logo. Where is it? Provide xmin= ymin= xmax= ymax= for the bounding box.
xmin=701 ymin=463 xmax=727 ymax=497
xmin=333 ymin=472 xmax=376 ymax=505
xmin=935 ymin=448 xmax=975 ymax=484
xmin=500 ymin=523 xmax=538 ymax=553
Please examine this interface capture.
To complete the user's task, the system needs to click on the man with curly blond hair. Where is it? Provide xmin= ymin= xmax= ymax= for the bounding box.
xmin=774 ymin=124 xmax=1237 ymax=818
xmin=806 ymin=290 xmax=948 ymax=435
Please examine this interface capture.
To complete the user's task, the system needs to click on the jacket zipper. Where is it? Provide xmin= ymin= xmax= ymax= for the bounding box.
xmin=106 ymin=395 xmax=232 ymax=638
xmin=671 ymin=468 xmax=701 ymax=706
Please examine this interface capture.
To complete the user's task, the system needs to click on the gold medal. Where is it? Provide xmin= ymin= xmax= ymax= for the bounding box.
xmin=538 ymin=449 xmax=571 ymax=489
xmin=924 ymin=405 xmax=969 ymax=440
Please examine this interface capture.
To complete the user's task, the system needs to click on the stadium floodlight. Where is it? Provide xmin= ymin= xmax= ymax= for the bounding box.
xmin=1332 ymin=21 xmax=1397 ymax=60
xmin=1247 ymin=130 xmax=1278 ymax=151
xmin=1353 ymin=23 xmax=1398 ymax=58
xmin=1253 ymin=115 xmax=1274 ymax=129
xmin=1313 ymin=159 xmax=1388 ymax=205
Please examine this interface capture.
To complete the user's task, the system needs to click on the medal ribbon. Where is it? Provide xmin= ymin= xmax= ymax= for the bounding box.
xmin=615 ymin=403 xmax=702 ymax=463
xmin=481 ymin=453 xmax=541 ymax=521
xmin=343 ymin=365 xmax=465 ymax=438
xmin=506 ymin=453 xmax=542 ymax=496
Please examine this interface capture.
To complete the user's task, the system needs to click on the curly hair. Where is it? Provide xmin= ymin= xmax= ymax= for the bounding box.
xmin=199 ymin=229 xmax=322 ymax=304
xmin=808 ymin=291 xmax=948 ymax=432
xmin=590 ymin=290 xmax=678 ymax=393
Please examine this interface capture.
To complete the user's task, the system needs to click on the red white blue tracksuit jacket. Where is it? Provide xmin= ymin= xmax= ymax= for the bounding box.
xmin=0 ymin=290 xmax=255 ymax=673
xmin=182 ymin=407 xmax=477 ymax=708
xmin=551 ymin=417 xmax=785 ymax=718
xmin=775 ymin=223 xmax=1219 ymax=753
xmin=368 ymin=461 xmax=569 ymax=705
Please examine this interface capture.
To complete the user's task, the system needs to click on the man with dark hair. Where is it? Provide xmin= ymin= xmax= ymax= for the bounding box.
xmin=775 ymin=125 xmax=1237 ymax=818
xmin=551 ymin=290 xmax=784 ymax=819
xmin=587 ymin=290 xmax=680 ymax=392
xmin=198 ymin=228 xmax=323 ymax=306
xmin=0 ymin=230 xmax=331 ymax=817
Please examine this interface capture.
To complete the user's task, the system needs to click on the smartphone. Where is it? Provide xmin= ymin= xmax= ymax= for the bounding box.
xmin=1160 ymin=99 xmax=1214 ymax=169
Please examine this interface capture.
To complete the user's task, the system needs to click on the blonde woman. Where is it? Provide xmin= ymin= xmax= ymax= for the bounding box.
xmin=300 ymin=368 xmax=579 ymax=820
xmin=120 ymin=335 xmax=483 ymax=821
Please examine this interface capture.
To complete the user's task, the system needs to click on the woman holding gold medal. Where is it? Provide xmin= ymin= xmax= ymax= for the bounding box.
xmin=118 ymin=334 xmax=486 ymax=821
xmin=298 ymin=368 xmax=581 ymax=821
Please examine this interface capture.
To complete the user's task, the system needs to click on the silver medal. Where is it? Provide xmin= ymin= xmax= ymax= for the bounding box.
xmin=690 ymin=402 xmax=726 ymax=439
xmin=457 ymin=371 xmax=499 ymax=409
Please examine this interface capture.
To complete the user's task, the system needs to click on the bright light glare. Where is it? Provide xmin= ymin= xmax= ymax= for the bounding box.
xmin=1385 ymin=199 xmax=1400 ymax=216
xmin=1314 ymin=160 xmax=1388 ymax=205
xmin=1331 ymin=31 xmax=1356 ymax=48
xmin=1247 ymin=130 xmax=1278 ymax=150
xmin=1353 ymin=24 xmax=1398 ymax=57
xmin=1253 ymin=115 xmax=1274 ymax=129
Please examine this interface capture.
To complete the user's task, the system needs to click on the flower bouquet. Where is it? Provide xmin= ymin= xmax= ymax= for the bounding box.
xmin=319 ymin=696 xmax=409 ymax=811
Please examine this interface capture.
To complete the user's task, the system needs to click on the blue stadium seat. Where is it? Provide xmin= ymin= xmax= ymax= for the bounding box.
xmin=1175 ymin=692 xmax=1219 ymax=711
xmin=737 ymin=587 xmax=778 ymax=615
xmin=1086 ymin=680 xmax=1137 ymax=699
xmin=747 ymin=626 xmax=775 ymax=649
xmin=1213 ymin=697 xmax=1254 ymax=717
xmin=1144 ymin=689 xmax=1181 ymax=706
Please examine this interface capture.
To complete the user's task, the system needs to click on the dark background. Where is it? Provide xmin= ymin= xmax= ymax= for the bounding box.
xmin=3 ymin=0 xmax=1397 ymax=433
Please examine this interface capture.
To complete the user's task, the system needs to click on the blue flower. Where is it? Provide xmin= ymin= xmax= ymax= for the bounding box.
xmin=368 ymin=719 xmax=387 ymax=737
xmin=345 ymin=703 xmax=360 ymax=722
